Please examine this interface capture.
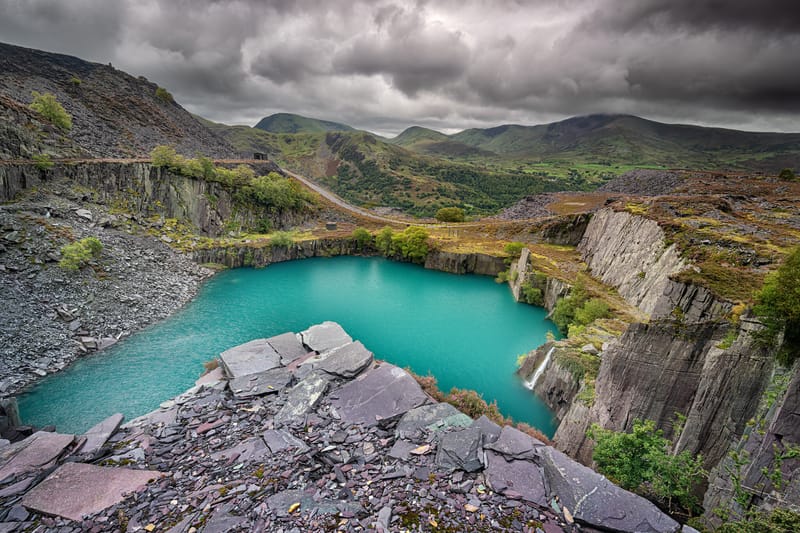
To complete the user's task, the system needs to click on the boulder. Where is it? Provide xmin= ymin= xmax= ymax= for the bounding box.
xmin=315 ymin=341 xmax=373 ymax=378
xmin=395 ymin=403 xmax=472 ymax=440
xmin=540 ymin=446 xmax=679 ymax=533
xmin=267 ymin=332 xmax=310 ymax=365
xmin=331 ymin=363 xmax=428 ymax=427
xmin=275 ymin=372 xmax=330 ymax=424
xmin=435 ymin=427 xmax=484 ymax=472
xmin=219 ymin=339 xmax=281 ymax=378
xmin=21 ymin=462 xmax=163 ymax=521
xmin=229 ymin=367 xmax=293 ymax=398
xmin=470 ymin=415 xmax=502 ymax=444
xmin=301 ymin=321 xmax=352 ymax=353
xmin=484 ymin=451 xmax=548 ymax=505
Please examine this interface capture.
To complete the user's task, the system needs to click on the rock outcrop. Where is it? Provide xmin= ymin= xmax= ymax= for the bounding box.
xmin=508 ymin=247 xmax=570 ymax=311
xmin=423 ymin=251 xmax=506 ymax=276
xmin=0 ymin=323 xmax=681 ymax=532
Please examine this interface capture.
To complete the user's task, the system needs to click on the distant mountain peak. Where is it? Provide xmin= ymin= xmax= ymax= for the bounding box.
xmin=254 ymin=113 xmax=355 ymax=134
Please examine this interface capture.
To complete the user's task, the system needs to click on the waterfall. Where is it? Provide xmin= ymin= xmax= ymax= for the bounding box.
xmin=524 ymin=346 xmax=555 ymax=390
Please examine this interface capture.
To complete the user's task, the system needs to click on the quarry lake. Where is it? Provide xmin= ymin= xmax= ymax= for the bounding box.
xmin=19 ymin=256 xmax=560 ymax=436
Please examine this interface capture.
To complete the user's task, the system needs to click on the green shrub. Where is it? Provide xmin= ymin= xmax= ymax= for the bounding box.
xmin=778 ymin=168 xmax=796 ymax=181
xmin=269 ymin=231 xmax=293 ymax=248
xmin=351 ymin=227 xmax=373 ymax=250
xmin=69 ymin=76 xmax=82 ymax=86
xmin=574 ymin=298 xmax=611 ymax=327
xmin=59 ymin=237 xmax=103 ymax=271
xmin=550 ymin=281 xmax=588 ymax=334
xmin=588 ymin=419 xmax=706 ymax=514
xmin=391 ymin=226 xmax=430 ymax=262
xmin=435 ymin=206 xmax=465 ymax=222
xmin=716 ymin=508 xmax=800 ymax=533
xmin=375 ymin=227 xmax=394 ymax=255
xmin=29 ymin=91 xmax=72 ymax=131
xmin=504 ymin=242 xmax=525 ymax=258
xmin=32 ymin=154 xmax=54 ymax=170
xmin=242 ymin=172 xmax=315 ymax=212
xmin=155 ymin=86 xmax=173 ymax=103
xmin=521 ymin=283 xmax=544 ymax=306
xmin=150 ymin=145 xmax=179 ymax=167
xmin=754 ymin=246 xmax=800 ymax=365
xmin=495 ymin=270 xmax=509 ymax=283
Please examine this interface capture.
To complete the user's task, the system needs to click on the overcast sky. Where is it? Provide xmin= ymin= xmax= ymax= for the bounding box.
xmin=1 ymin=0 xmax=798 ymax=135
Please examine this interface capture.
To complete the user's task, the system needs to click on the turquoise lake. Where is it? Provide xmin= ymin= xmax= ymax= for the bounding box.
xmin=18 ymin=256 xmax=560 ymax=436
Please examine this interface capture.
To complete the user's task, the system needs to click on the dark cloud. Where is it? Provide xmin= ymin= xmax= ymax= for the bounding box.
xmin=0 ymin=0 xmax=798 ymax=134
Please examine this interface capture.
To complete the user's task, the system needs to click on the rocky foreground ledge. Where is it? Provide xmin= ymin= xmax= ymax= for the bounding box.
xmin=0 ymin=322 xmax=689 ymax=533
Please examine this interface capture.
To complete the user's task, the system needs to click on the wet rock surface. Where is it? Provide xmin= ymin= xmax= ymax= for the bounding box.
xmin=0 ymin=323 xmax=680 ymax=532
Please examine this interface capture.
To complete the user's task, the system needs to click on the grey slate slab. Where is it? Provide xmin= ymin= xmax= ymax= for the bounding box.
xmin=540 ymin=446 xmax=679 ymax=533
xmin=267 ymin=488 xmax=362 ymax=518
xmin=315 ymin=340 xmax=373 ymax=378
xmin=395 ymin=403 xmax=472 ymax=440
xmin=219 ymin=339 xmax=281 ymax=378
xmin=229 ymin=367 xmax=293 ymax=398
xmin=21 ymin=462 xmax=163 ymax=521
xmin=275 ymin=372 xmax=330 ymax=424
xmin=388 ymin=439 xmax=417 ymax=460
xmin=485 ymin=425 xmax=543 ymax=460
xmin=484 ymin=450 xmax=548 ymax=505
xmin=78 ymin=413 xmax=124 ymax=455
xmin=470 ymin=415 xmax=502 ymax=444
xmin=0 ymin=431 xmax=74 ymax=481
xmin=300 ymin=321 xmax=352 ymax=353
xmin=263 ymin=429 xmax=309 ymax=454
xmin=435 ymin=427 xmax=484 ymax=472
xmin=331 ymin=363 xmax=428 ymax=427
xmin=210 ymin=436 xmax=270 ymax=463
xmin=267 ymin=332 xmax=310 ymax=365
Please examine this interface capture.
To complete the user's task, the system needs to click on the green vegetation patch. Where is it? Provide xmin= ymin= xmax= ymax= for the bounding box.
xmin=59 ymin=237 xmax=102 ymax=271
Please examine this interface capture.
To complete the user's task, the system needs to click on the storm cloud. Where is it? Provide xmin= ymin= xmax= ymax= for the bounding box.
xmin=1 ymin=0 xmax=798 ymax=134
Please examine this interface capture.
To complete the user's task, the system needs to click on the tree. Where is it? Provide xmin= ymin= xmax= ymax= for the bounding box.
xmin=29 ymin=91 xmax=72 ymax=131
xmin=351 ymin=227 xmax=372 ymax=251
xmin=504 ymin=242 xmax=525 ymax=257
xmin=150 ymin=145 xmax=178 ymax=167
xmin=754 ymin=246 xmax=800 ymax=365
xmin=375 ymin=227 xmax=394 ymax=256
xmin=435 ymin=207 xmax=465 ymax=222
xmin=588 ymin=419 xmax=706 ymax=514
xmin=778 ymin=168 xmax=796 ymax=181
xmin=395 ymin=226 xmax=430 ymax=262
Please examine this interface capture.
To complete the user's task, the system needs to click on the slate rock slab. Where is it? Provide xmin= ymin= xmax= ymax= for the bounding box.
xmin=540 ymin=446 xmax=679 ymax=533
xmin=315 ymin=341 xmax=373 ymax=378
xmin=78 ymin=413 xmax=124 ymax=456
xmin=484 ymin=450 xmax=548 ymax=506
xmin=267 ymin=488 xmax=363 ymax=518
xmin=485 ymin=425 xmax=543 ymax=460
xmin=267 ymin=332 xmax=310 ymax=365
xmin=435 ymin=427 xmax=484 ymax=472
xmin=219 ymin=339 xmax=281 ymax=379
xmin=263 ymin=429 xmax=309 ymax=454
xmin=395 ymin=403 xmax=472 ymax=440
xmin=0 ymin=431 xmax=74 ymax=481
xmin=301 ymin=321 xmax=352 ymax=353
xmin=275 ymin=372 xmax=330 ymax=424
xmin=470 ymin=415 xmax=502 ymax=444
xmin=331 ymin=363 xmax=428 ymax=427
xmin=230 ymin=367 xmax=293 ymax=398
xmin=21 ymin=462 xmax=163 ymax=521
xmin=210 ymin=437 xmax=270 ymax=463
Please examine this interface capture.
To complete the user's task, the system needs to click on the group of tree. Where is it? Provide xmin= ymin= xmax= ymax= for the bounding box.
xmin=375 ymin=226 xmax=431 ymax=263
xmin=549 ymin=279 xmax=611 ymax=335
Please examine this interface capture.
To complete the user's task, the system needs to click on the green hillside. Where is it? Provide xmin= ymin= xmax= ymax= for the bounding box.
xmin=254 ymin=113 xmax=355 ymax=134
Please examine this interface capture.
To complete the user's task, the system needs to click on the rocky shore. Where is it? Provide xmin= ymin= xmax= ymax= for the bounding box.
xmin=0 ymin=322 xmax=685 ymax=532
xmin=0 ymin=181 xmax=212 ymax=397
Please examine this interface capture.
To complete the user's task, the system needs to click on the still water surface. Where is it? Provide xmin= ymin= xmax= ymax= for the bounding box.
xmin=19 ymin=257 xmax=560 ymax=435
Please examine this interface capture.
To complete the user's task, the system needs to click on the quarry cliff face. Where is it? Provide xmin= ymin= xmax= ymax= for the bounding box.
xmin=539 ymin=207 xmax=794 ymax=519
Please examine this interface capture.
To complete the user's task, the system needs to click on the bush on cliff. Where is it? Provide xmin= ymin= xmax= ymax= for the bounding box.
xmin=588 ymin=419 xmax=706 ymax=515
xmin=375 ymin=226 xmax=430 ymax=263
xmin=59 ymin=237 xmax=103 ymax=271
xmin=350 ymin=227 xmax=373 ymax=251
xmin=30 ymin=91 xmax=72 ymax=131
xmin=754 ymin=246 xmax=800 ymax=365
xmin=551 ymin=279 xmax=611 ymax=335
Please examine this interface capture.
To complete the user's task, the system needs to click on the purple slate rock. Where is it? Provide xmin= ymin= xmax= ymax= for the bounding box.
xmin=435 ymin=427 xmax=484 ymax=473
xmin=470 ymin=415 xmax=502 ymax=444
xmin=201 ymin=504 xmax=247 ymax=533
xmin=484 ymin=425 xmax=544 ymax=460
xmin=229 ymin=367 xmax=293 ymax=399
xmin=300 ymin=322 xmax=352 ymax=354
xmin=540 ymin=446 xmax=679 ymax=533
xmin=267 ymin=332 xmax=311 ymax=366
xmin=263 ymin=429 xmax=309 ymax=454
xmin=275 ymin=372 xmax=330 ymax=424
xmin=331 ymin=363 xmax=428 ymax=427
xmin=314 ymin=341 xmax=374 ymax=379
xmin=0 ymin=431 xmax=74 ymax=481
xmin=210 ymin=436 xmax=270 ymax=463
xmin=21 ymin=462 xmax=163 ymax=521
xmin=484 ymin=450 xmax=548 ymax=506
xmin=219 ymin=338 xmax=281 ymax=379
xmin=78 ymin=413 xmax=124 ymax=456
